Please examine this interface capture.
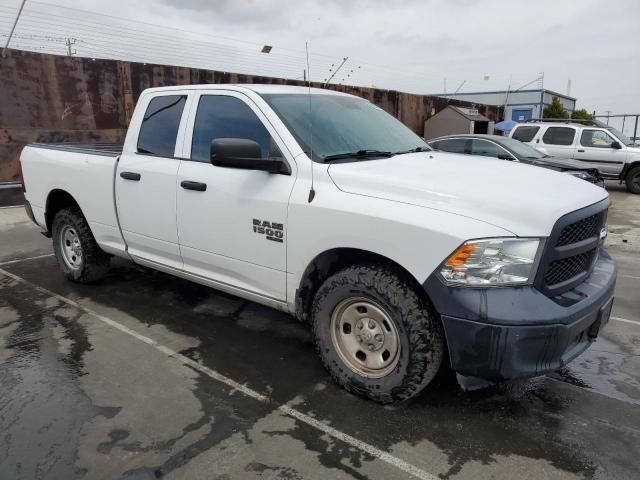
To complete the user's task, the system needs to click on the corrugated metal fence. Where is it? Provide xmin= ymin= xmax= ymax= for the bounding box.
xmin=0 ymin=49 xmax=499 ymax=182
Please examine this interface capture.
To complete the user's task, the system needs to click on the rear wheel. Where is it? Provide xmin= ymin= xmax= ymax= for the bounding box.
xmin=52 ymin=207 xmax=110 ymax=283
xmin=311 ymin=265 xmax=444 ymax=403
xmin=625 ymin=166 xmax=640 ymax=194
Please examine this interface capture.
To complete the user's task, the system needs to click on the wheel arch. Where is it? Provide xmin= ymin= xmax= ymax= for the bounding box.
xmin=45 ymin=189 xmax=82 ymax=233
xmin=294 ymin=247 xmax=431 ymax=322
xmin=622 ymin=160 xmax=640 ymax=179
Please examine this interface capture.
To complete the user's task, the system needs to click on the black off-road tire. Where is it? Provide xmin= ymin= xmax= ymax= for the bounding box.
xmin=625 ymin=166 xmax=640 ymax=194
xmin=311 ymin=264 xmax=444 ymax=403
xmin=51 ymin=207 xmax=110 ymax=283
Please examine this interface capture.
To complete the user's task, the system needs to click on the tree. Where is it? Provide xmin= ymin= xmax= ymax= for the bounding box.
xmin=543 ymin=96 xmax=569 ymax=119
xmin=571 ymin=109 xmax=593 ymax=121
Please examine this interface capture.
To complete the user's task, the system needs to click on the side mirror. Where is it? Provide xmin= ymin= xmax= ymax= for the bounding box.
xmin=611 ymin=141 xmax=622 ymax=150
xmin=210 ymin=138 xmax=287 ymax=174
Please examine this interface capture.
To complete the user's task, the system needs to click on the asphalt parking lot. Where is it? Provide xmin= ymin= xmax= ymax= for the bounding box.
xmin=1 ymin=184 xmax=639 ymax=480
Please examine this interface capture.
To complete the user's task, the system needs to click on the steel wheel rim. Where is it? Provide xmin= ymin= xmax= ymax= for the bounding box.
xmin=633 ymin=173 xmax=640 ymax=188
xmin=59 ymin=225 xmax=83 ymax=270
xmin=330 ymin=297 xmax=400 ymax=378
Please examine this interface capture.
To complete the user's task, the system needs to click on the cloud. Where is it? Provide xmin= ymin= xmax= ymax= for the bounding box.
xmin=15 ymin=0 xmax=640 ymax=117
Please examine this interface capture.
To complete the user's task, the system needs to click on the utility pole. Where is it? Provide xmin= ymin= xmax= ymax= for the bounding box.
xmin=2 ymin=0 xmax=27 ymax=58
xmin=604 ymin=110 xmax=613 ymax=125
xmin=65 ymin=37 xmax=76 ymax=56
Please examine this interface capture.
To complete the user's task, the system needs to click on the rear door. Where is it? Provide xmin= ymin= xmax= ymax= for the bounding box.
xmin=175 ymin=90 xmax=296 ymax=302
xmin=535 ymin=126 xmax=577 ymax=162
xmin=574 ymin=128 xmax=626 ymax=177
xmin=116 ymin=92 xmax=188 ymax=269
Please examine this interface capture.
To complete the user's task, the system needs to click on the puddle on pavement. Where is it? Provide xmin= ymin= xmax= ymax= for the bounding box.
xmin=2 ymin=258 xmax=639 ymax=479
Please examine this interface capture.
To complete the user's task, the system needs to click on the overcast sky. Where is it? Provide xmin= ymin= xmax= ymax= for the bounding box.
xmin=2 ymin=0 xmax=639 ymax=124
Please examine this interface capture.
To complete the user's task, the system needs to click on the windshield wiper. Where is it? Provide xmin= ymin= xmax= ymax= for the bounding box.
xmin=392 ymin=146 xmax=431 ymax=155
xmin=322 ymin=149 xmax=393 ymax=162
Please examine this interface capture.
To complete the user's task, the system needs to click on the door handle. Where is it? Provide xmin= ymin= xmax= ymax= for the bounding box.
xmin=577 ymin=149 xmax=585 ymax=153
xmin=180 ymin=180 xmax=207 ymax=192
xmin=120 ymin=171 xmax=141 ymax=181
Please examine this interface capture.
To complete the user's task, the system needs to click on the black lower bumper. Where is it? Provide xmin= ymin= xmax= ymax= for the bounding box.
xmin=423 ymin=249 xmax=617 ymax=381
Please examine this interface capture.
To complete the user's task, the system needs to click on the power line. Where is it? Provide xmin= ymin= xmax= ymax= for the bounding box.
xmin=0 ymin=2 xmax=459 ymax=88
xmin=1 ymin=0 xmax=26 ymax=57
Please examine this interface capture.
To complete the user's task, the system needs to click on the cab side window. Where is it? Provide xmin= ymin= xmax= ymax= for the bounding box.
xmin=542 ymin=127 xmax=576 ymax=146
xmin=191 ymin=95 xmax=283 ymax=162
xmin=580 ymin=129 xmax=616 ymax=148
xmin=137 ymin=95 xmax=187 ymax=157
xmin=432 ymin=138 xmax=471 ymax=154
xmin=512 ymin=126 xmax=539 ymax=143
xmin=471 ymin=139 xmax=509 ymax=158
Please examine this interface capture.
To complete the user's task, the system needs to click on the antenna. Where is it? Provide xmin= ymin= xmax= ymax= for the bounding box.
xmin=306 ymin=41 xmax=316 ymax=203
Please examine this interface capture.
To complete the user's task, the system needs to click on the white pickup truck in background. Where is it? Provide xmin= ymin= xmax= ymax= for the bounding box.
xmin=19 ymin=85 xmax=617 ymax=402
xmin=510 ymin=120 xmax=640 ymax=193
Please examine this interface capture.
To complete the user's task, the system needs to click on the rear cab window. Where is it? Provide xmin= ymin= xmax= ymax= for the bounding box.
xmin=137 ymin=95 xmax=187 ymax=157
xmin=511 ymin=126 xmax=540 ymax=143
xmin=542 ymin=127 xmax=576 ymax=146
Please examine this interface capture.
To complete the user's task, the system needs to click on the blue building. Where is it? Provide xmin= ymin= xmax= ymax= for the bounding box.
xmin=435 ymin=89 xmax=576 ymax=122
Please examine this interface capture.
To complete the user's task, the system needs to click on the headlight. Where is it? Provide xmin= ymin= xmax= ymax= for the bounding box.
xmin=440 ymin=238 xmax=542 ymax=286
xmin=566 ymin=171 xmax=590 ymax=180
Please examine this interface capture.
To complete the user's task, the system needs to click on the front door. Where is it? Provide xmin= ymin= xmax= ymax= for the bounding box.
xmin=574 ymin=128 xmax=626 ymax=177
xmin=176 ymin=91 xmax=295 ymax=301
xmin=116 ymin=93 xmax=188 ymax=269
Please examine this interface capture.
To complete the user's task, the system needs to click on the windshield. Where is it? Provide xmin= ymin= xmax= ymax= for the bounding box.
xmin=261 ymin=93 xmax=430 ymax=162
xmin=497 ymin=137 xmax=546 ymax=159
xmin=606 ymin=126 xmax=634 ymax=146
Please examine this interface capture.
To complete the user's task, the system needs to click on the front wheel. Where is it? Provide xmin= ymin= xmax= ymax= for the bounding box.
xmin=311 ymin=265 xmax=444 ymax=403
xmin=625 ymin=166 xmax=640 ymax=194
xmin=52 ymin=207 xmax=110 ymax=283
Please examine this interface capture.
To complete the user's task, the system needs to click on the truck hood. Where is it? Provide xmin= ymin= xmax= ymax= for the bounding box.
xmin=327 ymin=152 xmax=609 ymax=236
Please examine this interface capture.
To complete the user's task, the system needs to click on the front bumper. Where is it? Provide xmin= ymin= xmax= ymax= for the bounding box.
xmin=423 ymin=249 xmax=616 ymax=381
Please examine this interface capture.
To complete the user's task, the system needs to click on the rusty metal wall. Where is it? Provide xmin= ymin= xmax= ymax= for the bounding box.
xmin=0 ymin=49 xmax=499 ymax=183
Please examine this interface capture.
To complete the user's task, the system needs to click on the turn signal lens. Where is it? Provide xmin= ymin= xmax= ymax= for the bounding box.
xmin=446 ymin=243 xmax=478 ymax=267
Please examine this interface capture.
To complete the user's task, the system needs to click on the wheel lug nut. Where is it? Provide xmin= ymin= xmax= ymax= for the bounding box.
xmin=368 ymin=344 xmax=375 ymax=350
xmin=368 ymin=320 xmax=375 ymax=329
xmin=374 ymin=334 xmax=382 ymax=342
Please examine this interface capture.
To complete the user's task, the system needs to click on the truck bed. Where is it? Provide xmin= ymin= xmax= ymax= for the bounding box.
xmin=29 ymin=143 xmax=123 ymax=157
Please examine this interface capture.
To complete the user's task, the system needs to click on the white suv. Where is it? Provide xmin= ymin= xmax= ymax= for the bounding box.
xmin=510 ymin=120 xmax=640 ymax=193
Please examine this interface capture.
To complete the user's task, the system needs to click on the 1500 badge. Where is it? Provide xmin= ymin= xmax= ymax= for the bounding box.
xmin=253 ymin=219 xmax=284 ymax=243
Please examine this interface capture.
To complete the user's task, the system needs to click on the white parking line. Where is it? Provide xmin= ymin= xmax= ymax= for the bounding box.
xmin=622 ymin=274 xmax=640 ymax=281
xmin=0 ymin=253 xmax=54 ymax=266
xmin=0 ymin=267 xmax=439 ymax=480
xmin=611 ymin=316 xmax=640 ymax=327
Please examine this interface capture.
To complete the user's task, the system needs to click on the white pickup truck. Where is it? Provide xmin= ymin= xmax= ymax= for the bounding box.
xmin=20 ymin=85 xmax=616 ymax=403
xmin=510 ymin=120 xmax=640 ymax=193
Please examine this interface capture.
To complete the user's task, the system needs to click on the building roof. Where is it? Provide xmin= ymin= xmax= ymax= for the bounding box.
xmin=449 ymin=106 xmax=490 ymax=122
xmin=432 ymin=88 xmax=576 ymax=102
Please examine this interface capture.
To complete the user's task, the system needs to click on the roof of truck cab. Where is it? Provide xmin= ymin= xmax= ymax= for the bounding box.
xmin=140 ymin=84 xmax=354 ymax=97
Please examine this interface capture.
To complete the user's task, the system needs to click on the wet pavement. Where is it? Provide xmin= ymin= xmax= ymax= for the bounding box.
xmin=1 ymin=187 xmax=640 ymax=479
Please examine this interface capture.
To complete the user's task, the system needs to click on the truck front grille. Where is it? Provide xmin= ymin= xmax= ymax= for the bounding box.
xmin=556 ymin=213 xmax=601 ymax=246
xmin=545 ymin=251 xmax=595 ymax=286
xmin=538 ymin=201 xmax=608 ymax=297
